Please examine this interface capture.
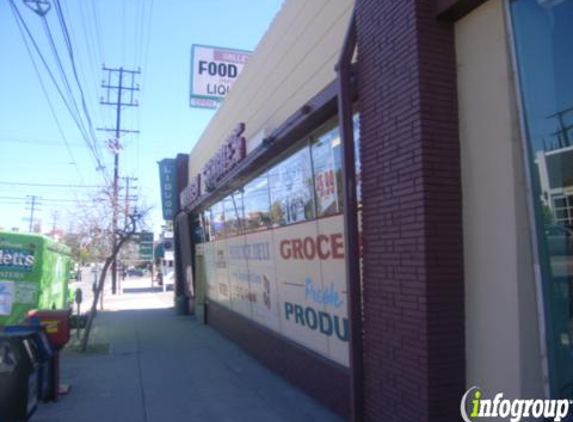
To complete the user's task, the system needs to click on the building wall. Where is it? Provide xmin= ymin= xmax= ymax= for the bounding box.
xmin=356 ymin=1 xmax=465 ymax=421
xmin=455 ymin=0 xmax=544 ymax=399
xmin=188 ymin=0 xmax=354 ymax=178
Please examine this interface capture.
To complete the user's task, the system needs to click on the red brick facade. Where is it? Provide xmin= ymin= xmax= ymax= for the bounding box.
xmin=356 ymin=1 xmax=465 ymax=420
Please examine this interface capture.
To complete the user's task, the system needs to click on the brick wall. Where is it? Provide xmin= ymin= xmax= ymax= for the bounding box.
xmin=356 ymin=1 xmax=465 ymax=420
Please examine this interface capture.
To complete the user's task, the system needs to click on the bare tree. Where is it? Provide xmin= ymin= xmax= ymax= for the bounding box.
xmin=59 ymin=187 xmax=152 ymax=352
xmin=79 ymin=211 xmax=147 ymax=352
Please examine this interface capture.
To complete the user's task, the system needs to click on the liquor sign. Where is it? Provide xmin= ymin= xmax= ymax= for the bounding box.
xmin=180 ymin=174 xmax=201 ymax=209
xmin=158 ymin=159 xmax=177 ymax=220
xmin=202 ymin=123 xmax=247 ymax=192
xmin=190 ymin=44 xmax=251 ymax=109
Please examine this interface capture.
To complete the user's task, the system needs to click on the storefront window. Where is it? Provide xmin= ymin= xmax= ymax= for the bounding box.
xmin=200 ymin=209 xmax=209 ymax=243
xmin=268 ymin=146 xmax=315 ymax=227
xmin=223 ymin=192 xmax=244 ymax=237
xmin=243 ymin=174 xmax=271 ymax=232
xmin=510 ymin=0 xmax=573 ymax=397
xmin=193 ymin=213 xmax=206 ymax=245
xmin=209 ymin=202 xmax=225 ymax=240
xmin=311 ymin=125 xmax=342 ymax=217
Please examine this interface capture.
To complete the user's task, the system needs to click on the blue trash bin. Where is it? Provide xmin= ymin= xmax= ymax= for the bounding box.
xmin=4 ymin=325 xmax=54 ymax=402
xmin=0 ymin=331 xmax=41 ymax=422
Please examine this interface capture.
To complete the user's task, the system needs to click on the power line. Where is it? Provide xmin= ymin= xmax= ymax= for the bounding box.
xmin=0 ymin=181 xmax=105 ymax=188
xmin=9 ymin=0 xmax=110 ymax=186
xmin=40 ymin=5 xmax=105 ymax=174
xmin=7 ymin=3 xmax=85 ymax=182
xmin=0 ymin=196 xmax=79 ymax=203
xmin=0 ymin=201 xmax=27 ymax=206
xmin=90 ymin=0 xmax=105 ymax=62
xmin=0 ymin=137 xmax=84 ymax=147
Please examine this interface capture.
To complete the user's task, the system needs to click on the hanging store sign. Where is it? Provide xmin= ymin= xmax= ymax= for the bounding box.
xmin=202 ymin=123 xmax=247 ymax=192
xmin=158 ymin=158 xmax=177 ymax=220
xmin=189 ymin=44 xmax=251 ymax=109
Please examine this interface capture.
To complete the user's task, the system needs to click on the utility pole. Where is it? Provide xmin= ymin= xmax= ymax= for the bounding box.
xmin=24 ymin=195 xmax=42 ymax=232
xmin=121 ymin=176 xmax=139 ymax=227
xmin=98 ymin=66 xmax=140 ymax=294
xmin=51 ymin=210 xmax=60 ymax=237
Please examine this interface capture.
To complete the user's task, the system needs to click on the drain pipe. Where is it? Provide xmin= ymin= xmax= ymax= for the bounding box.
xmin=336 ymin=10 xmax=363 ymax=422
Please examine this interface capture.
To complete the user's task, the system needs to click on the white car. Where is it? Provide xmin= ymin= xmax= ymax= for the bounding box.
xmin=163 ymin=271 xmax=175 ymax=286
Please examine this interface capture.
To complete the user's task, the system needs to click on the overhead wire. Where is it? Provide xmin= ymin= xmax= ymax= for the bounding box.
xmin=0 ymin=196 xmax=78 ymax=203
xmin=0 ymin=181 xmax=105 ymax=188
xmin=76 ymin=0 xmax=108 ymax=139
xmin=9 ymin=0 xmax=85 ymax=182
xmin=0 ymin=137 xmax=83 ymax=147
xmin=136 ymin=0 xmax=156 ymax=177
xmin=9 ymin=0 xmax=110 ymax=185
xmin=90 ymin=0 xmax=105 ymax=63
xmin=53 ymin=0 xmax=106 ymax=172
xmin=41 ymin=1 xmax=110 ymax=185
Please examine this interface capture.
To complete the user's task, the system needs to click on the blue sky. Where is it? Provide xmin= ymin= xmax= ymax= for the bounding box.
xmin=0 ymin=0 xmax=283 ymax=236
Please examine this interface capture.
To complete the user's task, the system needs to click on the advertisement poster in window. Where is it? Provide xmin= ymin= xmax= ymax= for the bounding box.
xmin=312 ymin=128 xmax=340 ymax=216
xmin=246 ymin=230 xmax=281 ymax=332
xmin=214 ymin=240 xmax=232 ymax=308
xmin=273 ymin=220 xmax=330 ymax=359
xmin=316 ymin=215 xmax=349 ymax=366
xmin=203 ymin=242 xmax=218 ymax=302
xmin=227 ymin=235 xmax=252 ymax=318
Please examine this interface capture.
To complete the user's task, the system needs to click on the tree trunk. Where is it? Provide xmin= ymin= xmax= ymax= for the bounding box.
xmin=79 ymin=230 xmax=134 ymax=352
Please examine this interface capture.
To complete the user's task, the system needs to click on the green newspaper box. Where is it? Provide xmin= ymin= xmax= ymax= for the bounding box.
xmin=0 ymin=232 xmax=71 ymax=326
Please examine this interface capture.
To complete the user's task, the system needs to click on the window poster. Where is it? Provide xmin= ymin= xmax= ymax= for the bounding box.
xmin=312 ymin=128 xmax=341 ymax=217
xmin=202 ymin=242 xmax=218 ymax=302
xmin=316 ymin=215 xmax=348 ymax=366
xmin=246 ymin=229 xmax=280 ymax=332
xmin=214 ymin=240 xmax=232 ymax=308
xmin=273 ymin=219 xmax=330 ymax=359
xmin=0 ymin=280 xmax=15 ymax=316
xmin=227 ymin=235 xmax=252 ymax=318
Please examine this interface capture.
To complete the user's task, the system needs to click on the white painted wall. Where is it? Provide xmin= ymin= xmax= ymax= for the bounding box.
xmin=456 ymin=0 xmax=544 ymax=400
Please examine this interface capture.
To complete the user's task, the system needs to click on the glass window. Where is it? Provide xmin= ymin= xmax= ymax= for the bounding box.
xmin=268 ymin=146 xmax=315 ymax=227
xmin=243 ymin=174 xmax=271 ymax=232
xmin=209 ymin=201 xmax=225 ymax=240
xmin=511 ymin=0 xmax=573 ymax=398
xmin=201 ymin=209 xmax=212 ymax=243
xmin=311 ymin=125 xmax=342 ymax=217
xmin=193 ymin=213 xmax=206 ymax=244
xmin=223 ymin=191 xmax=244 ymax=237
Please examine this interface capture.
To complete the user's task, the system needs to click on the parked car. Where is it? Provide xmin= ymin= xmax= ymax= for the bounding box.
xmin=127 ymin=267 xmax=144 ymax=277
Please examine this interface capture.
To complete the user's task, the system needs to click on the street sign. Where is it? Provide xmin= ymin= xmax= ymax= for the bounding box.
xmin=132 ymin=232 xmax=153 ymax=260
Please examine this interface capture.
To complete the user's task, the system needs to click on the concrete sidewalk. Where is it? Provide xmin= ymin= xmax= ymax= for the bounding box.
xmin=33 ymin=277 xmax=344 ymax=422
